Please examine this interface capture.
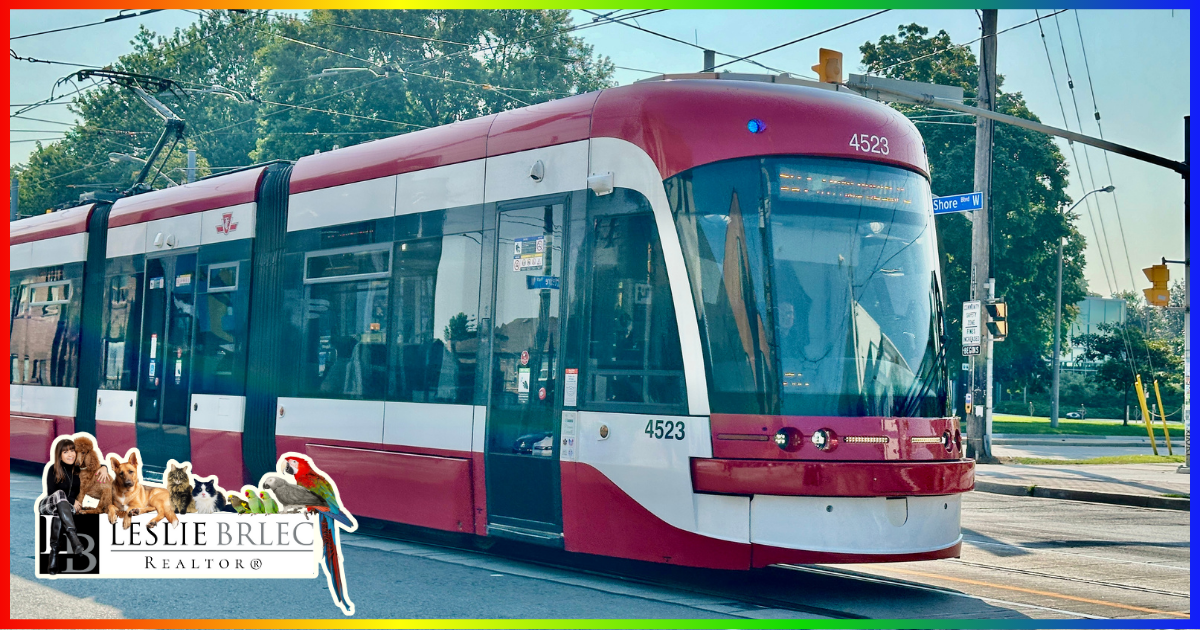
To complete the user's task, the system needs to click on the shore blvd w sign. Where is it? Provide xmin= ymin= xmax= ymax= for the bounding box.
xmin=933 ymin=192 xmax=984 ymax=214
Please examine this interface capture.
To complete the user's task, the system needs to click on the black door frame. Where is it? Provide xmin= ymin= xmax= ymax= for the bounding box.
xmin=135 ymin=248 xmax=198 ymax=479
xmin=482 ymin=193 xmax=572 ymax=545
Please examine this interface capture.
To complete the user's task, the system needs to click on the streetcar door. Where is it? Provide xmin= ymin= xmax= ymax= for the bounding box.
xmin=135 ymin=252 xmax=196 ymax=479
xmin=484 ymin=201 xmax=565 ymax=543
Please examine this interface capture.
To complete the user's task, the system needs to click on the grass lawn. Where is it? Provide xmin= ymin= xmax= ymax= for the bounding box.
xmin=981 ymin=414 xmax=1184 ymax=438
xmin=1000 ymin=454 xmax=1187 ymax=466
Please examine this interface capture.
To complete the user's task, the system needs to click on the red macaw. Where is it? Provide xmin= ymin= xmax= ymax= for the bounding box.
xmin=283 ymin=455 xmax=357 ymax=615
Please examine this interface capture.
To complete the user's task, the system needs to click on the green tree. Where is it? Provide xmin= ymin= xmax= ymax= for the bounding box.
xmin=860 ymin=24 xmax=1085 ymax=392
xmin=13 ymin=10 xmax=271 ymax=214
xmin=12 ymin=10 xmax=615 ymax=213
xmin=251 ymin=10 xmax=614 ymax=160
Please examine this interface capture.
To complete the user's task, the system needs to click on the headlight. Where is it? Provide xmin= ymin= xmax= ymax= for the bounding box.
xmin=811 ymin=428 xmax=836 ymax=452
xmin=773 ymin=427 xmax=804 ymax=452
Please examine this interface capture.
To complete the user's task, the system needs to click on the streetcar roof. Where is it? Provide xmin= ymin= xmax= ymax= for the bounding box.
xmin=13 ymin=80 xmax=927 ymax=243
xmin=289 ymin=79 xmax=928 ymax=194
xmin=10 ymin=203 xmax=95 ymax=245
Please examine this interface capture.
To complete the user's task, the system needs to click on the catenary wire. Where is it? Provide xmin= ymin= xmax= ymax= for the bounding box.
xmin=709 ymin=10 xmax=891 ymax=71
xmin=11 ymin=10 xmax=163 ymax=41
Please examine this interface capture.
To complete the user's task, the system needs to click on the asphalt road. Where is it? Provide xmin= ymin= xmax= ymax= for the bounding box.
xmin=8 ymin=469 xmax=1189 ymax=622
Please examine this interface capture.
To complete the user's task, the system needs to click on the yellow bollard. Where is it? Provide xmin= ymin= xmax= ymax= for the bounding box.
xmin=1154 ymin=379 xmax=1173 ymax=456
xmin=1134 ymin=375 xmax=1159 ymax=456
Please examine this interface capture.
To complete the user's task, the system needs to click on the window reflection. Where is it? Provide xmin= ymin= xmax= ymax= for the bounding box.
xmin=668 ymin=157 xmax=947 ymax=417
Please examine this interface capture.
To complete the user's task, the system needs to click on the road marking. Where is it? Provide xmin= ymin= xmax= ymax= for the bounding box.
xmin=950 ymin=559 xmax=1190 ymax=598
xmin=781 ymin=565 xmax=1101 ymax=619
xmin=963 ymin=537 xmax=1191 ymax=571
xmin=877 ymin=566 xmax=1189 ymax=618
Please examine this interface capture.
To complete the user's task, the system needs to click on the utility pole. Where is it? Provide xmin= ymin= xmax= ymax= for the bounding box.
xmin=10 ymin=177 xmax=17 ymax=221
xmin=969 ymin=9 xmax=998 ymax=462
xmin=186 ymin=148 xmax=197 ymax=184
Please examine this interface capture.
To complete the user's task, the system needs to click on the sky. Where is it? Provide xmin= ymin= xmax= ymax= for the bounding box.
xmin=8 ymin=9 xmax=1191 ymax=298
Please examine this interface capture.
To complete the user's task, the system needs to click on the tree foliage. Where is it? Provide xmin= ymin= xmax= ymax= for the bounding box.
xmin=861 ymin=24 xmax=1086 ymax=391
xmin=11 ymin=10 xmax=614 ymax=214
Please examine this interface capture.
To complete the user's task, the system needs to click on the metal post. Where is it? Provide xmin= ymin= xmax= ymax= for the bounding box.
xmin=1182 ymin=115 xmax=1190 ymax=474
xmin=10 ymin=177 xmax=18 ymax=221
xmin=1154 ymin=379 xmax=1173 ymax=456
xmin=1051 ymin=237 xmax=1064 ymax=428
xmin=703 ymin=49 xmax=716 ymax=72
xmin=968 ymin=9 xmax=997 ymax=463
xmin=186 ymin=148 xmax=196 ymax=184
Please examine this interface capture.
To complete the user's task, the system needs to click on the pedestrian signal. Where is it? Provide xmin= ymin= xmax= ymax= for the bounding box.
xmin=985 ymin=300 xmax=1007 ymax=341
xmin=1142 ymin=264 xmax=1170 ymax=307
xmin=812 ymin=49 xmax=843 ymax=84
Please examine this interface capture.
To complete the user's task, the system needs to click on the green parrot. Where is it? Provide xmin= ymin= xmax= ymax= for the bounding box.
xmin=243 ymin=488 xmax=265 ymax=514
xmin=229 ymin=494 xmax=250 ymax=514
xmin=259 ymin=491 xmax=279 ymax=514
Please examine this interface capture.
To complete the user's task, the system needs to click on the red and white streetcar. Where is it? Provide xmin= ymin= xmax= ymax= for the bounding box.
xmin=10 ymin=75 xmax=973 ymax=569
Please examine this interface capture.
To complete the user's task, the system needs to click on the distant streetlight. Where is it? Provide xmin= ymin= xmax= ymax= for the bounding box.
xmin=183 ymin=84 xmax=250 ymax=103
xmin=1051 ymin=185 xmax=1116 ymax=427
xmin=308 ymin=67 xmax=388 ymax=79
xmin=109 ymin=152 xmax=178 ymax=187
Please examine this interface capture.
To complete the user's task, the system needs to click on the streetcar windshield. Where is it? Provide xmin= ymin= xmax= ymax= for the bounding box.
xmin=666 ymin=156 xmax=947 ymax=417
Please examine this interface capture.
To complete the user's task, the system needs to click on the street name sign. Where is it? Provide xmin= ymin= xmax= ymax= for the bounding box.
xmin=933 ymin=192 xmax=984 ymax=214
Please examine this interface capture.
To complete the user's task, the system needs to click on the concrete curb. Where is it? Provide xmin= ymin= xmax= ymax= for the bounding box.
xmin=974 ymin=481 xmax=1190 ymax=511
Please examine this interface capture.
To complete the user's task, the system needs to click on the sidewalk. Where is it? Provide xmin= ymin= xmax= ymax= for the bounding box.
xmin=974 ymin=462 xmax=1190 ymax=510
xmin=990 ymin=433 xmax=1181 ymax=461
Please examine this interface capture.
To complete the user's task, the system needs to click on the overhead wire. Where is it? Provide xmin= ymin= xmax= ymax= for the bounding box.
xmin=1034 ymin=10 xmax=1115 ymax=297
xmin=1052 ymin=11 xmax=1124 ymax=295
xmin=708 ymin=10 xmax=891 ymax=71
xmin=878 ymin=9 xmax=1068 ymax=76
xmin=579 ymin=9 xmax=802 ymax=78
xmin=1072 ymin=10 xmax=1138 ymax=298
xmin=11 ymin=10 xmax=163 ymax=41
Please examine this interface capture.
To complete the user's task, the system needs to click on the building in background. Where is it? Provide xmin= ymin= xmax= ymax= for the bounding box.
xmin=1063 ymin=296 xmax=1127 ymax=371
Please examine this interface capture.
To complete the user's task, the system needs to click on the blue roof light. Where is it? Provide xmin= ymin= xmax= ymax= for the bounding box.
xmin=747 ymin=118 xmax=767 ymax=134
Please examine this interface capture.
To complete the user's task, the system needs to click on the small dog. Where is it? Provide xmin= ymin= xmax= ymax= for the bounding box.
xmin=107 ymin=451 xmax=178 ymax=530
xmin=73 ymin=436 xmax=112 ymax=516
xmin=166 ymin=463 xmax=194 ymax=515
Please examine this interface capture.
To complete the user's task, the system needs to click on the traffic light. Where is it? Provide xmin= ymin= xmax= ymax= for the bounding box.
xmin=812 ymin=48 xmax=843 ymax=84
xmin=1143 ymin=263 xmax=1170 ymax=307
xmin=985 ymin=300 xmax=1007 ymax=341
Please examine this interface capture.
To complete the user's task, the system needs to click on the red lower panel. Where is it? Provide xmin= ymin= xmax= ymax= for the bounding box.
xmin=302 ymin=443 xmax=474 ymax=533
xmin=190 ymin=428 xmax=247 ymax=489
xmin=10 ymin=414 xmax=67 ymax=462
xmin=471 ymin=451 xmax=487 ymax=536
xmin=561 ymin=461 xmax=752 ymax=570
xmin=751 ymin=540 xmax=962 ymax=568
xmin=692 ymin=458 xmax=975 ymax=497
xmin=95 ymin=421 xmax=136 ymax=459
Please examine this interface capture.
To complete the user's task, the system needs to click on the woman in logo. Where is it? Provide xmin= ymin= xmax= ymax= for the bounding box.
xmin=40 ymin=438 xmax=108 ymax=574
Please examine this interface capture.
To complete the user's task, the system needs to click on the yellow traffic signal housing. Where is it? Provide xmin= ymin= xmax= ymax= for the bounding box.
xmin=985 ymin=300 xmax=1007 ymax=341
xmin=1143 ymin=264 xmax=1170 ymax=307
xmin=812 ymin=48 xmax=843 ymax=84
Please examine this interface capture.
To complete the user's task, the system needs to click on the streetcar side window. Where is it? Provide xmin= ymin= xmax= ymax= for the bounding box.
xmin=295 ymin=244 xmax=391 ymax=400
xmin=388 ymin=233 xmax=482 ymax=405
xmin=10 ymin=272 xmax=32 ymax=384
xmin=583 ymin=191 xmax=686 ymax=411
xmin=18 ymin=263 xmax=85 ymax=387
xmin=100 ymin=262 xmax=143 ymax=391
xmin=192 ymin=260 xmax=250 ymax=396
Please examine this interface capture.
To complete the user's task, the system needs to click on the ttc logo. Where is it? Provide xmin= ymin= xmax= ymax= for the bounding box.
xmin=216 ymin=212 xmax=239 ymax=235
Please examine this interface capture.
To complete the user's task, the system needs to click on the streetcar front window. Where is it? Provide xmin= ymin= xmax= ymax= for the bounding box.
xmin=667 ymin=156 xmax=947 ymax=417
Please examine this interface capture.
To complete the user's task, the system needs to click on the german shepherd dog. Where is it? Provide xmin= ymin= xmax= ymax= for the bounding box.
xmin=107 ymin=452 xmax=178 ymax=530
xmin=73 ymin=436 xmax=113 ymax=516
